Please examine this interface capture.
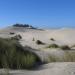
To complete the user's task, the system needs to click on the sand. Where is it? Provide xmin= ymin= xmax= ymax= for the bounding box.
xmin=0 ymin=62 xmax=75 ymax=75
xmin=0 ymin=26 xmax=75 ymax=75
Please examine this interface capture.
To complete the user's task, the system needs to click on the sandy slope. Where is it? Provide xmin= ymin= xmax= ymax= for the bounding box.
xmin=1 ymin=27 xmax=75 ymax=48
xmin=0 ymin=27 xmax=75 ymax=75
xmin=0 ymin=62 xmax=75 ymax=75
xmin=0 ymin=27 xmax=75 ymax=60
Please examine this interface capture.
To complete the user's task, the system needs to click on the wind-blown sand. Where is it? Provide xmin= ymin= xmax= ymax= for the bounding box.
xmin=0 ymin=26 xmax=75 ymax=75
xmin=0 ymin=62 xmax=75 ymax=75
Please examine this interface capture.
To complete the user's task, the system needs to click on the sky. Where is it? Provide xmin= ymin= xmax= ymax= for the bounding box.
xmin=0 ymin=0 xmax=75 ymax=28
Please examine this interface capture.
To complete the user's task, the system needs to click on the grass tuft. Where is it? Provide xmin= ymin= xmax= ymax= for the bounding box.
xmin=0 ymin=38 xmax=41 ymax=69
xmin=46 ymin=44 xmax=59 ymax=48
xmin=60 ymin=45 xmax=71 ymax=50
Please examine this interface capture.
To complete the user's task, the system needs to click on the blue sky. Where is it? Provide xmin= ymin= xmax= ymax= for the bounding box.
xmin=0 ymin=0 xmax=75 ymax=28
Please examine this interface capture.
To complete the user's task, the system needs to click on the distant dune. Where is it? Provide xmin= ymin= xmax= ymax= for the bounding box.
xmin=0 ymin=26 xmax=75 ymax=47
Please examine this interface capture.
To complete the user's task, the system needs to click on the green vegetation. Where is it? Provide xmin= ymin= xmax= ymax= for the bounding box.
xmin=46 ymin=44 xmax=59 ymax=48
xmin=9 ymin=32 xmax=15 ymax=35
xmin=63 ymin=51 xmax=75 ymax=62
xmin=11 ymin=34 xmax=22 ymax=40
xmin=13 ymin=24 xmax=32 ymax=27
xmin=47 ymin=55 xmax=59 ymax=62
xmin=50 ymin=38 xmax=55 ymax=41
xmin=60 ymin=45 xmax=71 ymax=50
xmin=0 ymin=38 xmax=41 ymax=69
xmin=36 ymin=40 xmax=45 ymax=45
xmin=47 ymin=51 xmax=75 ymax=62
xmin=45 ymin=43 xmax=71 ymax=50
xmin=13 ymin=23 xmax=36 ymax=29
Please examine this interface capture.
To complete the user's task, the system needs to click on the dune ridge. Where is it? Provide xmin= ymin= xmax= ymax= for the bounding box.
xmin=0 ymin=26 xmax=75 ymax=75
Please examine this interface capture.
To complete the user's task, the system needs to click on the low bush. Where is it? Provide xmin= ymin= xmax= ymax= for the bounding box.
xmin=47 ymin=52 xmax=75 ymax=62
xmin=46 ymin=44 xmax=59 ymax=48
xmin=9 ymin=32 xmax=15 ymax=35
xmin=11 ymin=34 xmax=22 ymax=40
xmin=0 ymin=38 xmax=41 ymax=69
xmin=50 ymin=38 xmax=55 ymax=41
xmin=36 ymin=40 xmax=45 ymax=45
xmin=60 ymin=45 xmax=70 ymax=50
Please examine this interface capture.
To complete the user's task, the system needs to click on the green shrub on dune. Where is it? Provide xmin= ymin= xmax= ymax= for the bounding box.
xmin=0 ymin=38 xmax=41 ymax=69
xmin=50 ymin=38 xmax=55 ymax=41
xmin=60 ymin=45 xmax=71 ymax=50
xmin=46 ymin=44 xmax=59 ymax=48
xmin=36 ymin=40 xmax=45 ymax=45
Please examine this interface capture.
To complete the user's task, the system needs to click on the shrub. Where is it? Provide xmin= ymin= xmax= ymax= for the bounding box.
xmin=18 ymin=34 xmax=22 ymax=39
xmin=9 ymin=32 xmax=15 ymax=35
xmin=11 ymin=34 xmax=22 ymax=40
xmin=46 ymin=44 xmax=59 ymax=48
xmin=0 ymin=38 xmax=41 ymax=69
xmin=50 ymin=38 xmax=55 ymax=41
xmin=36 ymin=40 xmax=45 ymax=45
xmin=60 ymin=45 xmax=70 ymax=50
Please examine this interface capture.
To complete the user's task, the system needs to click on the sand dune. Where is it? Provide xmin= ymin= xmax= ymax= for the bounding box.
xmin=0 ymin=26 xmax=75 ymax=75
xmin=1 ymin=27 xmax=75 ymax=46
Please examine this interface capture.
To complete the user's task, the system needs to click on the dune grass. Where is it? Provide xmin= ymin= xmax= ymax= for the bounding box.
xmin=46 ymin=44 xmax=59 ymax=48
xmin=0 ymin=38 xmax=41 ymax=69
xmin=45 ymin=43 xmax=71 ymax=50
xmin=47 ymin=55 xmax=59 ymax=63
xmin=60 ymin=45 xmax=71 ymax=50
xmin=48 ymin=51 xmax=75 ymax=62
xmin=63 ymin=51 xmax=75 ymax=62
xmin=11 ymin=34 xmax=22 ymax=40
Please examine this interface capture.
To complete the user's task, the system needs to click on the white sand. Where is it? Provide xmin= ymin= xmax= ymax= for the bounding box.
xmin=0 ymin=62 xmax=75 ymax=75
xmin=0 ymin=27 xmax=75 ymax=75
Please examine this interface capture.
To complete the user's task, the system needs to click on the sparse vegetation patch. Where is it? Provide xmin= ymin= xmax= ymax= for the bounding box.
xmin=60 ymin=45 xmax=71 ymax=50
xmin=36 ymin=40 xmax=45 ymax=45
xmin=47 ymin=51 xmax=75 ymax=62
xmin=11 ymin=34 xmax=22 ymax=40
xmin=63 ymin=51 xmax=75 ymax=62
xmin=46 ymin=44 xmax=59 ymax=48
xmin=50 ymin=38 xmax=55 ymax=41
xmin=9 ymin=32 xmax=15 ymax=35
